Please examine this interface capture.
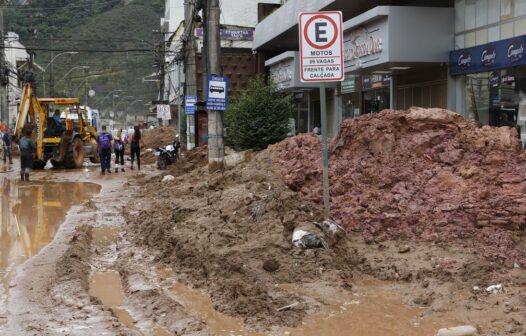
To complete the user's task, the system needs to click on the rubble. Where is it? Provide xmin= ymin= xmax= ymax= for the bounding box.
xmin=125 ymin=154 xmax=358 ymax=328
xmin=269 ymin=107 xmax=526 ymax=265
xmin=140 ymin=126 xmax=178 ymax=164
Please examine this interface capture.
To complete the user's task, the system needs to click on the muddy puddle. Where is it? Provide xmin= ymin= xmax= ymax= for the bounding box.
xmin=162 ymin=268 xmax=462 ymax=336
xmin=92 ymin=226 xmax=120 ymax=248
xmin=0 ymin=179 xmax=101 ymax=308
xmin=90 ymin=270 xmax=173 ymax=335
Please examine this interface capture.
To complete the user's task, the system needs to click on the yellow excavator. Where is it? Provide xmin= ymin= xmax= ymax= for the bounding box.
xmin=14 ymin=83 xmax=100 ymax=169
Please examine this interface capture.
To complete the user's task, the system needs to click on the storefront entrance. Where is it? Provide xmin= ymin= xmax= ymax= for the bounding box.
xmin=466 ymin=67 xmax=523 ymax=132
xmin=361 ymin=75 xmax=391 ymax=114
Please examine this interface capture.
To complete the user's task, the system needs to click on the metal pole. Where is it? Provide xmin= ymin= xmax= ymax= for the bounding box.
xmin=320 ymin=83 xmax=330 ymax=217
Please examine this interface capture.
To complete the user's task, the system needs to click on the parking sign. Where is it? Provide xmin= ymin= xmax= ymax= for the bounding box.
xmin=299 ymin=11 xmax=344 ymax=82
xmin=206 ymin=75 xmax=229 ymax=111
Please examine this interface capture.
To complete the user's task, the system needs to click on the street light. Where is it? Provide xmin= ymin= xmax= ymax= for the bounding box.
xmin=99 ymin=90 xmax=125 ymax=107
xmin=114 ymin=96 xmax=133 ymax=110
xmin=54 ymin=66 xmax=90 ymax=97
xmin=41 ymin=51 xmax=78 ymax=96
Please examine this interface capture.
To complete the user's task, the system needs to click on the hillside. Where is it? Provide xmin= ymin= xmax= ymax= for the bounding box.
xmin=5 ymin=0 xmax=165 ymax=117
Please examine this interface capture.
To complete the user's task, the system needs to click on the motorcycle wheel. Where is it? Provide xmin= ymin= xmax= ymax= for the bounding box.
xmin=157 ymin=155 xmax=168 ymax=170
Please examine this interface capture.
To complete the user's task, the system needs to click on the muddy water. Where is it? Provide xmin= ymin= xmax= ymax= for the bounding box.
xmin=166 ymin=274 xmax=461 ymax=336
xmin=281 ymin=281 xmax=461 ymax=336
xmin=0 ymin=179 xmax=100 ymax=308
xmin=89 ymin=270 xmax=137 ymax=330
xmin=92 ymin=227 xmax=120 ymax=248
xmin=90 ymin=270 xmax=173 ymax=335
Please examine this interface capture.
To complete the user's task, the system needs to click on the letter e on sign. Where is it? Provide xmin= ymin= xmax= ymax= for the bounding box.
xmin=299 ymin=11 xmax=344 ymax=82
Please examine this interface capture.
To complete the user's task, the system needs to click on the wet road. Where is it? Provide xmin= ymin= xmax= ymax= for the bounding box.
xmin=0 ymin=172 xmax=100 ymax=316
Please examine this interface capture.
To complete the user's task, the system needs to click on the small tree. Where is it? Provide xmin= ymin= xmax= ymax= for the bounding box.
xmin=225 ymin=76 xmax=293 ymax=150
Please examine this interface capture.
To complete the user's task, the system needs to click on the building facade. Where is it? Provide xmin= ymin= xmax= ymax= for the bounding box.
xmin=4 ymin=32 xmax=28 ymax=128
xmin=451 ymin=0 xmax=526 ymax=143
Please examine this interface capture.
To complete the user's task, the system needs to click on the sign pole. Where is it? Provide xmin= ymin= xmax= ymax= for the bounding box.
xmin=299 ymin=11 xmax=343 ymax=219
xmin=319 ymin=82 xmax=330 ymax=217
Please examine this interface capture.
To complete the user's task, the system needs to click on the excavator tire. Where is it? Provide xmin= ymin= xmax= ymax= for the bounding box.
xmin=32 ymin=160 xmax=47 ymax=170
xmin=64 ymin=138 xmax=85 ymax=169
xmin=89 ymin=138 xmax=100 ymax=164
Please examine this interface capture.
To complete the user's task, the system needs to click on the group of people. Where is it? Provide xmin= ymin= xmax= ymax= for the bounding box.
xmin=96 ymin=125 xmax=142 ymax=175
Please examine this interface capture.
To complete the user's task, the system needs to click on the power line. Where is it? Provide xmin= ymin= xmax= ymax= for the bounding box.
xmin=2 ymin=45 xmax=155 ymax=53
xmin=0 ymin=0 xmax=121 ymax=11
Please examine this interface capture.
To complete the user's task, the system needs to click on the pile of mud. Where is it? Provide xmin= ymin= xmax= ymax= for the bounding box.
xmin=270 ymin=108 xmax=526 ymax=266
xmin=140 ymin=126 xmax=177 ymax=164
xmin=125 ymin=155 xmax=358 ymax=329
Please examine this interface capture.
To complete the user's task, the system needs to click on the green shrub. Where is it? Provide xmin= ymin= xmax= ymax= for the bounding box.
xmin=225 ymin=76 xmax=293 ymax=150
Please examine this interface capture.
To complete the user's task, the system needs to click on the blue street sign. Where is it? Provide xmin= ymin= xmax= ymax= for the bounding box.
xmin=206 ymin=75 xmax=228 ymax=111
xmin=185 ymin=95 xmax=197 ymax=115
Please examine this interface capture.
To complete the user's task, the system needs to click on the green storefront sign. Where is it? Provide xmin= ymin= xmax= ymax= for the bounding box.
xmin=341 ymin=76 xmax=356 ymax=94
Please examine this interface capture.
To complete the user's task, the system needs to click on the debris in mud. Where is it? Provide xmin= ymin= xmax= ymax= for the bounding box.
xmin=269 ymin=107 xmax=526 ymax=266
xmin=435 ymin=325 xmax=478 ymax=336
xmin=125 ymin=154 xmax=358 ymax=329
xmin=140 ymin=126 xmax=178 ymax=164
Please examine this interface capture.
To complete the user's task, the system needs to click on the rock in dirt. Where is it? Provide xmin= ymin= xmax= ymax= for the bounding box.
xmin=398 ymin=245 xmax=411 ymax=254
xmin=269 ymin=107 xmax=526 ymax=266
xmin=162 ymin=175 xmax=175 ymax=182
xmin=435 ymin=325 xmax=477 ymax=336
xmin=262 ymin=259 xmax=280 ymax=272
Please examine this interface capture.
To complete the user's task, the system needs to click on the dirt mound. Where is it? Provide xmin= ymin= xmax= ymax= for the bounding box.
xmin=140 ymin=126 xmax=177 ymax=164
xmin=125 ymin=154 xmax=358 ymax=329
xmin=269 ymin=107 xmax=526 ymax=266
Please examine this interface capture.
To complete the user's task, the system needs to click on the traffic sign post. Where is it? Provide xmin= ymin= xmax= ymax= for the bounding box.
xmin=206 ymin=75 xmax=229 ymax=111
xmin=299 ymin=11 xmax=344 ymax=218
xmin=185 ymin=95 xmax=197 ymax=115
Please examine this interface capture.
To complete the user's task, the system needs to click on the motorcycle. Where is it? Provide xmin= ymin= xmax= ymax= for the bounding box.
xmin=155 ymin=138 xmax=180 ymax=170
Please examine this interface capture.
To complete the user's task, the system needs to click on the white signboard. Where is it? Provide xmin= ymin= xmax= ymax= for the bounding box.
xmin=299 ymin=11 xmax=344 ymax=82
xmin=157 ymin=104 xmax=171 ymax=121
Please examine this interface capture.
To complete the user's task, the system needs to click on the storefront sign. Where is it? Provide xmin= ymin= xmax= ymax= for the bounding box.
xmin=298 ymin=11 xmax=344 ymax=82
xmin=450 ymin=34 xmax=526 ymax=75
xmin=490 ymin=72 xmax=500 ymax=87
xmin=362 ymin=75 xmax=390 ymax=91
xmin=343 ymin=19 xmax=388 ymax=72
xmin=344 ymin=27 xmax=383 ymax=61
xmin=194 ymin=28 xmax=254 ymax=41
xmin=270 ymin=57 xmax=295 ymax=90
xmin=341 ymin=75 xmax=356 ymax=94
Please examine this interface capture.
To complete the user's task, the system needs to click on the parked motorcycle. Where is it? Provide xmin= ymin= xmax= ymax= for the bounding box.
xmin=155 ymin=137 xmax=180 ymax=170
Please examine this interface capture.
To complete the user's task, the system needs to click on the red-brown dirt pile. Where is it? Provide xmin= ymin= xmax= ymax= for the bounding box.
xmin=269 ymin=107 xmax=526 ymax=266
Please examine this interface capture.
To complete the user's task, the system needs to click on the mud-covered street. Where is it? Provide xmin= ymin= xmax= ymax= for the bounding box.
xmin=1 ymin=112 xmax=525 ymax=336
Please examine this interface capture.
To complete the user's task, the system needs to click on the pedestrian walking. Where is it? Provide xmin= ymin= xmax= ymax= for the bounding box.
xmin=19 ymin=128 xmax=36 ymax=181
xmin=114 ymin=129 xmax=126 ymax=173
xmin=130 ymin=125 xmax=142 ymax=171
xmin=97 ymin=125 xmax=113 ymax=175
xmin=2 ymin=128 xmax=13 ymax=164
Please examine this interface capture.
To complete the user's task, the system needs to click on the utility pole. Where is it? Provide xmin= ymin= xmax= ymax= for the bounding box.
xmin=84 ymin=67 xmax=89 ymax=108
xmin=49 ymin=34 xmax=55 ymax=97
xmin=206 ymin=0 xmax=224 ymax=172
xmin=0 ymin=2 xmax=9 ymax=125
xmin=184 ymin=0 xmax=197 ymax=150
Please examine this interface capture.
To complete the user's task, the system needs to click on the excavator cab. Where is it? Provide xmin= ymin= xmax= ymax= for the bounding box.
xmin=14 ymin=83 xmax=100 ymax=169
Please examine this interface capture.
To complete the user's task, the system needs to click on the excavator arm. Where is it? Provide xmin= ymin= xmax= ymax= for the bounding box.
xmin=14 ymin=83 xmax=32 ymax=140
